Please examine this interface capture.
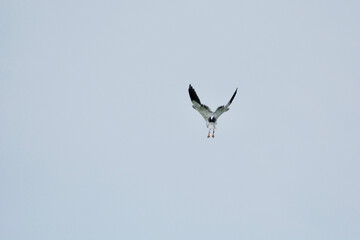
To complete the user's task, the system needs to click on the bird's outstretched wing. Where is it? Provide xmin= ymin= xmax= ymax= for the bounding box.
xmin=213 ymin=88 xmax=238 ymax=119
xmin=188 ymin=84 xmax=213 ymax=121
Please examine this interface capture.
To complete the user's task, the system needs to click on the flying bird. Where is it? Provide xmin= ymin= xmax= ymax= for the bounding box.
xmin=188 ymin=84 xmax=238 ymax=138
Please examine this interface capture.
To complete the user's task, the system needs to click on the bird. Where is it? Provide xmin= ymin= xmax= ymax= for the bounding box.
xmin=188 ymin=84 xmax=238 ymax=138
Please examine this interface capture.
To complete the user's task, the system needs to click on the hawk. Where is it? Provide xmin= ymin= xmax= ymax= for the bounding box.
xmin=188 ymin=84 xmax=238 ymax=138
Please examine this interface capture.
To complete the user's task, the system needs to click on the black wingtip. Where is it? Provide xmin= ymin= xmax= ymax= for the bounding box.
xmin=188 ymin=84 xmax=201 ymax=104
xmin=229 ymin=88 xmax=238 ymax=104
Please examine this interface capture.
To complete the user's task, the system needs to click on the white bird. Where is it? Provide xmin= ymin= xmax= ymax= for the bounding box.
xmin=188 ymin=84 xmax=238 ymax=138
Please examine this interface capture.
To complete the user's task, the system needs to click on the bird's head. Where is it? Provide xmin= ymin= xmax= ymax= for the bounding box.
xmin=208 ymin=116 xmax=216 ymax=123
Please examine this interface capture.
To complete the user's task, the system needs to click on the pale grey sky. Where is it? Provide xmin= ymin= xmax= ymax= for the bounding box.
xmin=1 ymin=0 xmax=360 ymax=239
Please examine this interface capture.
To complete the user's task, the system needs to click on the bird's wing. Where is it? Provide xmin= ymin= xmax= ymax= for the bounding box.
xmin=188 ymin=84 xmax=213 ymax=121
xmin=213 ymin=88 xmax=238 ymax=119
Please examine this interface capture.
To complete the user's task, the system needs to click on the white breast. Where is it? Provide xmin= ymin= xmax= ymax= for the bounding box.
xmin=207 ymin=122 xmax=217 ymax=129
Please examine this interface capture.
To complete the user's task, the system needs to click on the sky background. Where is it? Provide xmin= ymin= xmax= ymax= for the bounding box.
xmin=1 ymin=0 xmax=360 ymax=239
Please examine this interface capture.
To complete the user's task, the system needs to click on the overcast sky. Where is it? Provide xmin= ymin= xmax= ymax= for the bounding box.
xmin=1 ymin=0 xmax=360 ymax=239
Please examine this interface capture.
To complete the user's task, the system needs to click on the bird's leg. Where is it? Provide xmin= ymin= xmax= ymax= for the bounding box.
xmin=212 ymin=129 xmax=215 ymax=138
xmin=207 ymin=129 xmax=210 ymax=138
